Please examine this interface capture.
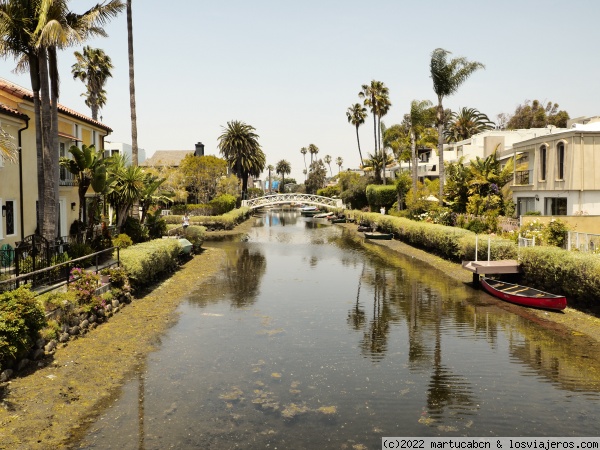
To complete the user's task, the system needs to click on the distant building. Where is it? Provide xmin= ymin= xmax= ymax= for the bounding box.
xmin=103 ymin=142 xmax=146 ymax=165
xmin=142 ymin=142 xmax=205 ymax=168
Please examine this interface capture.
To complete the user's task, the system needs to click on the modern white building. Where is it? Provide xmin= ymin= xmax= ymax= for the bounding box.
xmin=103 ymin=142 xmax=146 ymax=165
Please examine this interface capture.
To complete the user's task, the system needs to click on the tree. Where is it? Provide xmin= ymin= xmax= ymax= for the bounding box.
xmin=106 ymin=154 xmax=145 ymax=228
xmin=179 ymin=154 xmax=228 ymax=203
xmin=300 ymin=147 xmax=307 ymax=172
xmin=445 ymin=107 xmax=494 ymax=143
xmin=138 ymin=173 xmax=171 ymax=224
xmin=505 ymin=99 xmax=570 ymax=129
xmin=59 ymin=144 xmax=107 ymax=229
xmin=305 ymin=159 xmax=327 ymax=194
xmin=126 ymin=0 xmax=138 ymax=168
xmin=308 ymin=143 xmax=319 ymax=164
xmin=71 ymin=46 xmax=113 ymax=120
xmin=266 ymin=164 xmax=274 ymax=193
xmin=275 ymin=159 xmax=291 ymax=193
xmin=0 ymin=126 xmax=17 ymax=162
xmin=430 ymin=48 xmax=484 ymax=205
xmin=336 ymin=156 xmax=343 ymax=174
xmin=346 ymin=103 xmax=367 ymax=166
xmin=218 ymin=120 xmax=265 ymax=200
xmin=359 ymin=80 xmax=391 ymax=181
xmin=324 ymin=154 xmax=332 ymax=176
xmin=407 ymin=100 xmax=435 ymax=193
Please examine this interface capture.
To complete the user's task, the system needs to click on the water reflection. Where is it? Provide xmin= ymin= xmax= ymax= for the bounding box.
xmin=75 ymin=210 xmax=600 ymax=449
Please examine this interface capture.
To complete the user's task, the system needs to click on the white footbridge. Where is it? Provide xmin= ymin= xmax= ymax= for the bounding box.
xmin=241 ymin=193 xmax=344 ymax=210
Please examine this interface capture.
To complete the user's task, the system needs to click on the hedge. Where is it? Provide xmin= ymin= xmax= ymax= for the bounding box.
xmin=163 ymin=207 xmax=252 ymax=230
xmin=119 ymin=238 xmax=182 ymax=289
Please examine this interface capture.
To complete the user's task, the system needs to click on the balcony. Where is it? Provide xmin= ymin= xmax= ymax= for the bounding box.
xmin=59 ymin=168 xmax=77 ymax=186
xmin=514 ymin=169 xmax=532 ymax=186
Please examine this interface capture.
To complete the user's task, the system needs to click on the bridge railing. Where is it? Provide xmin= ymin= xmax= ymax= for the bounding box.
xmin=242 ymin=193 xmax=344 ymax=209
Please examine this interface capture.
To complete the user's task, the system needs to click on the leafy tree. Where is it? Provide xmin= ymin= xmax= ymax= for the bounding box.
xmin=216 ymin=174 xmax=240 ymax=197
xmin=305 ymin=159 xmax=327 ymax=194
xmin=407 ymin=99 xmax=435 ymax=193
xmin=505 ymin=99 xmax=569 ymax=129
xmin=275 ymin=159 xmax=291 ymax=193
xmin=430 ymin=48 xmax=484 ymax=204
xmin=218 ymin=120 xmax=266 ymax=200
xmin=346 ymin=102 xmax=367 ymax=166
xmin=71 ymin=46 xmax=113 ymax=120
xmin=139 ymin=173 xmax=171 ymax=224
xmin=444 ymin=157 xmax=470 ymax=213
xmin=339 ymin=172 xmax=369 ymax=210
xmin=445 ymin=107 xmax=494 ymax=143
xmin=179 ymin=154 xmax=227 ymax=203
xmin=395 ymin=171 xmax=412 ymax=211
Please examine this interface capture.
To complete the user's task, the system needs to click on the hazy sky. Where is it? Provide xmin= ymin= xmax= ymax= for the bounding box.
xmin=2 ymin=0 xmax=599 ymax=182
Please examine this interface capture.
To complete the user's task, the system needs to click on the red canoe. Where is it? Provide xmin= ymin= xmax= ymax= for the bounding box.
xmin=480 ymin=277 xmax=567 ymax=311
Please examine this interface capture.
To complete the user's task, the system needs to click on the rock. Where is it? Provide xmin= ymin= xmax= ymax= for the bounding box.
xmin=80 ymin=319 xmax=89 ymax=329
xmin=105 ymin=304 xmax=112 ymax=312
xmin=44 ymin=340 xmax=57 ymax=353
xmin=113 ymin=307 xmax=119 ymax=314
xmin=16 ymin=359 xmax=30 ymax=372
xmin=59 ymin=333 xmax=70 ymax=343
xmin=89 ymin=322 xmax=98 ymax=330
xmin=88 ymin=314 xmax=97 ymax=323
xmin=31 ymin=348 xmax=45 ymax=361
xmin=68 ymin=326 xmax=80 ymax=336
xmin=1 ymin=369 xmax=13 ymax=382
xmin=36 ymin=337 xmax=46 ymax=349
xmin=111 ymin=299 xmax=120 ymax=308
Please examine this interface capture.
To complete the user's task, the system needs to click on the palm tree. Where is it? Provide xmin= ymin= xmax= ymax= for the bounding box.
xmin=275 ymin=159 xmax=291 ymax=193
xmin=126 ymin=0 xmax=138 ymax=167
xmin=60 ymin=143 xmax=107 ymax=225
xmin=336 ymin=156 xmax=343 ymax=174
xmin=408 ymin=99 xmax=434 ymax=193
xmin=324 ymin=154 xmax=332 ymax=177
xmin=71 ymin=46 xmax=113 ymax=121
xmin=106 ymin=154 xmax=145 ymax=228
xmin=346 ymin=103 xmax=367 ymax=166
xmin=308 ymin=143 xmax=319 ymax=165
xmin=218 ymin=120 xmax=266 ymax=200
xmin=0 ymin=126 xmax=17 ymax=162
xmin=445 ymin=107 xmax=494 ymax=143
xmin=359 ymin=80 xmax=390 ymax=182
xmin=300 ymin=147 xmax=307 ymax=172
xmin=266 ymin=164 xmax=274 ymax=193
xmin=430 ymin=48 xmax=484 ymax=204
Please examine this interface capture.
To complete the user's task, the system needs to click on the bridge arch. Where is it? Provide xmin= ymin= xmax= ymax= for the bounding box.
xmin=241 ymin=193 xmax=344 ymax=210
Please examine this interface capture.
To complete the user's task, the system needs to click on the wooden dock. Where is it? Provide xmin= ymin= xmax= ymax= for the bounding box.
xmin=462 ymin=260 xmax=521 ymax=284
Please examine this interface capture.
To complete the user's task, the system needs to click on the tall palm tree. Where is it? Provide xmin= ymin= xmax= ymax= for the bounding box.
xmin=71 ymin=45 xmax=113 ymax=121
xmin=218 ymin=120 xmax=266 ymax=200
xmin=336 ymin=156 xmax=343 ymax=174
xmin=445 ymin=107 xmax=494 ymax=143
xmin=359 ymin=80 xmax=390 ymax=182
xmin=266 ymin=164 xmax=274 ymax=193
xmin=408 ymin=99 xmax=434 ymax=193
xmin=300 ymin=147 xmax=307 ymax=172
xmin=275 ymin=159 xmax=291 ymax=193
xmin=126 ymin=0 xmax=138 ymax=167
xmin=430 ymin=48 xmax=484 ymax=204
xmin=324 ymin=154 xmax=332 ymax=177
xmin=308 ymin=143 xmax=319 ymax=165
xmin=346 ymin=103 xmax=366 ymax=166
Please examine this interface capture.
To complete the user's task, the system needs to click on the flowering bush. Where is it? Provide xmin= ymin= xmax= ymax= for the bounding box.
xmin=68 ymin=267 xmax=100 ymax=306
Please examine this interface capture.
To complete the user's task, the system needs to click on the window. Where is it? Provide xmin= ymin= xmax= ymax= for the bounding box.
xmin=545 ymin=197 xmax=567 ymax=215
xmin=5 ymin=200 xmax=15 ymax=235
xmin=556 ymin=142 xmax=565 ymax=180
xmin=517 ymin=197 xmax=536 ymax=216
xmin=539 ymin=145 xmax=547 ymax=181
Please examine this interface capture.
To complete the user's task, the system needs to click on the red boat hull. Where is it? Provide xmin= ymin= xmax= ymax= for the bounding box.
xmin=480 ymin=277 xmax=567 ymax=311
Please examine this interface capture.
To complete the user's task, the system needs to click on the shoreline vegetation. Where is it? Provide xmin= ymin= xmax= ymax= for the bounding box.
xmin=1 ymin=217 xmax=600 ymax=448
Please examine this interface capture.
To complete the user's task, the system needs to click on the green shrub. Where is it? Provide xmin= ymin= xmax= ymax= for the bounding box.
xmin=112 ymin=233 xmax=133 ymax=249
xmin=145 ymin=211 xmax=168 ymax=239
xmin=164 ymin=207 xmax=251 ymax=231
xmin=209 ymin=194 xmax=237 ymax=215
xmin=0 ymin=286 xmax=47 ymax=364
xmin=543 ymin=219 xmax=570 ymax=248
xmin=69 ymin=242 xmax=94 ymax=260
xmin=102 ymin=266 xmax=129 ymax=289
xmin=182 ymin=225 xmax=206 ymax=251
xmin=317 ymin=185 xmax=341 ymax=198
xmin=122 ymin=216 xmax=149 ymax=244
xmin=366 ymin=184 xmax=397 ymax=211
xmin=171 ymin=204 xmax=212 ymax=216
xmin=120 ymin=239 xmax=182 ymax=289
xmin=68 ymin=267 xmax=101 ymax=306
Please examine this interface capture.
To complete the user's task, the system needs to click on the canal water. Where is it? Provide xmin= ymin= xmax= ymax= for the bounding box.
xmin=77 ymin=209 xmax=600 ymax=449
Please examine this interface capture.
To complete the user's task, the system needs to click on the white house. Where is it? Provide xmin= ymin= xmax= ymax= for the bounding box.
xmin=104 ymin=142 xmax=146 ymax=165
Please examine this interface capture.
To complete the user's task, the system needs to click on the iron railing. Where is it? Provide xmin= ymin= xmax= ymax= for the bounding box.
xmin=514 ymin=170 xmax=532 ymax=185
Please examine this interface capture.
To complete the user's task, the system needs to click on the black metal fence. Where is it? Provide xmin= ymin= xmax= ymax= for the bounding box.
xmin=0 ymin=246 xmax=119 ymax=294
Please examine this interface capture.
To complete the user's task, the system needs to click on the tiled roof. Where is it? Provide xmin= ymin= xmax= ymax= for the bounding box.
xmin=0 ymin=78 xmax=112 ymax=132
xmin=0 ymin=103 xmax=29 ymax=120
xmin=141 ymin=150 xmax=194 ymax=167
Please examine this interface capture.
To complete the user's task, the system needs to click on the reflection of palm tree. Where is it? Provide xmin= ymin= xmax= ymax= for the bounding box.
xmin=347 ymin=264 xmax=366 ymax=330
xmin=226 ymin=248 xmax=266 ymax=307
xmin=359 ymin=268 xmax=392 ymax=359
